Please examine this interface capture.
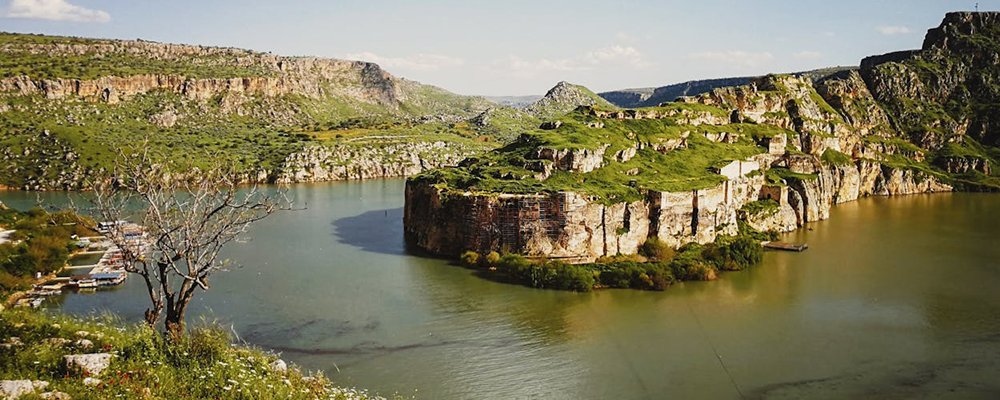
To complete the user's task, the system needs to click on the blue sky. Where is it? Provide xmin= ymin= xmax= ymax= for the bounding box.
xmin=0 ymin=0 xmax=995 ymax=95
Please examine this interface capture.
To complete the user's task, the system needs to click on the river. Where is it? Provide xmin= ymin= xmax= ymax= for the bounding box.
xmin=2 ymin=180 xmax=999 ymax=399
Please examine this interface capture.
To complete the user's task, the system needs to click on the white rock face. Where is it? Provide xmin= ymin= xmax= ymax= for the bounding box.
xmin=270 ymin=359 xmax=288 ymax=373
xmin=0 ymin=380 xmax=48 ymax=399
xmin=64 ymin=353 xmax=113 ymax=376
xmin=404 ymin=155 xmax=952 ymax=262
xmin=275 ymin=142 xmax=476 ymax=184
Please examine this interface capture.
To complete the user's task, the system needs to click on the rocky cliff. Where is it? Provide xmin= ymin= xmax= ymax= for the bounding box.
xmin=859 ymin=12 xmax=1000 ymax=183
xmin=274 ymin=140 xmax=484 ymax=183
xmin=0 ymin=33 xmax=529 ymax=189
xmin=405 ymin=13 xmax=997 ymax=261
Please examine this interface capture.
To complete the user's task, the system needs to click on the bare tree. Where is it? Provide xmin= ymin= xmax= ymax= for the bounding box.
xmin=90 ymin=148 xmax=288 ymax=337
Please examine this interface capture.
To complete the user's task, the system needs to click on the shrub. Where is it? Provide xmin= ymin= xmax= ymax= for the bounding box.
xmin=494 ymin=254 xmax=594 ymax=292
xmin=594 ymin=261 xmax=674 ymax=290
xmin=669 ymin=244 xmax=718 ymax=281
xmin=595 ymin=253 xmax=646 ymax=264
xmin=459 ymin=250 xmax=480 ymax=268
xmin=639 ymin=237 xmax=675 ymax=262
xmin=704 ymin=235 xmax=764 ymax=272
xmin=549 ymin=262 xmax=595 ymax=292
xmin=484 ymin=251 xmax=501 ymax=268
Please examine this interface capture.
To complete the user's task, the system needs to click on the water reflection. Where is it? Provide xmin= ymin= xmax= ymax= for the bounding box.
xmin=332 ymin=208 xmax=406 ymax=256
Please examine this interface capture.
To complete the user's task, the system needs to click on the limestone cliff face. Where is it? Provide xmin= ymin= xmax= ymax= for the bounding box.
xmin=404 ymin=158 xmax=950 ymax=261
xmin=274 ymin=141 xmax=478 ymax=183
xmin=684 ymin=74 xmax=890 ymax=158
xmin=0 ymin=39 xmax=408 ymax=108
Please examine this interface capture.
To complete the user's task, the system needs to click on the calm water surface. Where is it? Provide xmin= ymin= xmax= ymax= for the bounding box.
xmin=2 ymin=181 xmax=999 ymax=399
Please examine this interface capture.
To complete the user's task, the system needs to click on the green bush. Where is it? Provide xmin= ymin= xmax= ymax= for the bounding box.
xmin=484 ymin=251 xmax=501 ymax=268
xmin=494 ymin=254 xmax=594 ymax=292
xmin=459 ymin=250 xmax=480 ymax=268
xmin=0 ymin=208 xmax=96 ymax=291
xmin=0 ymin=309 xmax=380 ymax=400
xmin=639 ymin=237 xmax=675 ymax=262
xmin=669 ymin=244 xmax=718 ymax=281
xmin=703 ymin=235 xmax=764 ymax=272
xmin=595 ymin=261 xmax=674 ymax=290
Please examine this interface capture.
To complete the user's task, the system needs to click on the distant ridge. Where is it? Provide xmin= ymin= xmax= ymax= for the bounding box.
xmin=599 ymin=67 xmax=857 ymax=108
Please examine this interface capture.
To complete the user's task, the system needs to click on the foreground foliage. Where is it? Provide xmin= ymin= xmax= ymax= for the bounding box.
xmin=0 ymin=309 xmax=391 ymax=399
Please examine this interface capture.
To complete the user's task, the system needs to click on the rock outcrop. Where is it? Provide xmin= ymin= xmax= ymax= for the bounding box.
xmin=404 ymin=156 xmax=949 ymax=261
xmin=0 ymin=380 xmax=49 ymax=399
xmin=404 ymin=13 xmax=999 ymax=261
xmin=526 ymin=81 xmax=618 ymax=120
xmin=64 ymin=353 xmax=112 ymax=376
xmin=274 ymin=141 xmax=479 ymax=183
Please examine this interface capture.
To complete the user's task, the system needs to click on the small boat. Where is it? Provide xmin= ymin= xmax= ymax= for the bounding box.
xmin=16 ymin=297 xmax=46 ymax=308
xmin=27 ymin=289 xmax=61 ymax=297
xmin=92 ymin=272 xmax=127 ymax=286
xmin=75 ymin=279 xmax=98 ymax=289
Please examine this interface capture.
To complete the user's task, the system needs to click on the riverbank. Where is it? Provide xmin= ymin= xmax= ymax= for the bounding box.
xmin=456 ymin=231 xmax=767 ymax=292
xmin=0 ymin=308 xmax=390 ymax=399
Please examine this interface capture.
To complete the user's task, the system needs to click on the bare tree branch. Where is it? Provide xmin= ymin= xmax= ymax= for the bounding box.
xmin=87 ymin=143 xmax=290 ymax=337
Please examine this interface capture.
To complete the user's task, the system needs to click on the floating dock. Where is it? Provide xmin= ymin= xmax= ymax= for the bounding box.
xmin=763 ymin=241 xmax=809 ymax=252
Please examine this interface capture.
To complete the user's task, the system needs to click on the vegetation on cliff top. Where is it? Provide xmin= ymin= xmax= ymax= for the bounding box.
xmin=0 ymin=33 xmax=275 ymax=80
xmin=412 ymin=103 xmax=781 ymax=203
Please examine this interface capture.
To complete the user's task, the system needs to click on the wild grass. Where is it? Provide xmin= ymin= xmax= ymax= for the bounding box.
xmin=0 ymin=309 xmax=395 ymax=399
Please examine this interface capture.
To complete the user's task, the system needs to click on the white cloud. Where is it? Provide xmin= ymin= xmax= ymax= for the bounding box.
xmin=343 ymin=52 xmax=465 ymax=72
xmin=688 ymin=50 xmax=774 ymax=68
xmin=4 ymin=0 xmax=110 ymax=22
xmin=502 ymin=55 xmax=581 ymax=73
xmin=877 ymin=25 xmax=911 ymax=35
xmin=584 ymin=45 xmax=649 ymax=68
xmin=495 ymin=44 xmax=650 ymax=78
xmin=794 ymin=51 xmax=824 ymax=60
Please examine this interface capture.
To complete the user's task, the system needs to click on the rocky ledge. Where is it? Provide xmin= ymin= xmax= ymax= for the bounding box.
xmin=404 ymin=155 xmax=949 ymax=262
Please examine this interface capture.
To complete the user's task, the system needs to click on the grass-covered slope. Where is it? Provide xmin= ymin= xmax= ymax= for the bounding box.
xmin=0 ymin=309 xmax=389 ymax=399
xmin=0 ymin=32 xmax=541 ymax=189
xmin=525 ymin=81 xmax=618 ymax=120
xmin=413 ymin=102 xmax=789 ymax=204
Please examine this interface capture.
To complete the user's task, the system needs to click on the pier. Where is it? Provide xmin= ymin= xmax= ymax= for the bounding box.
xmin=763 ymin=241 xmax=809 ymax=252
xmin=16 ymin=222 xmax=145 ymax=308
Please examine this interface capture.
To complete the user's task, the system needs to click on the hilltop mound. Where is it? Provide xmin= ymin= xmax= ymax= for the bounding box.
xmin=525 ymin=81 xmax=617 ymax=120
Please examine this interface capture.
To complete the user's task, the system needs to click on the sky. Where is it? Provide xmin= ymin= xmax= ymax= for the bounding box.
xmin=0 ymin=0 xmax=996 ymax=96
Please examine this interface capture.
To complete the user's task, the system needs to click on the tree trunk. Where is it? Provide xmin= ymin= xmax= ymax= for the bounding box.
xmin=164 ymin=309 xmax=185 ymax=340
xmin=144 ymin=300 xmax=163 ymax=329
xmin=164 ymin=292 xmax=195 ymax=339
